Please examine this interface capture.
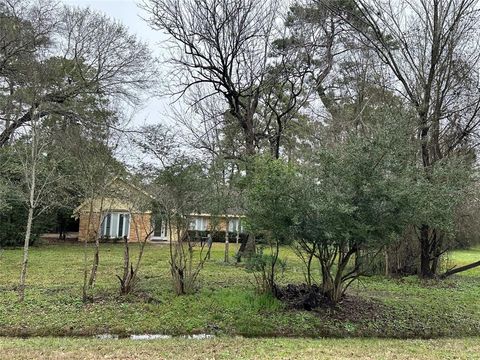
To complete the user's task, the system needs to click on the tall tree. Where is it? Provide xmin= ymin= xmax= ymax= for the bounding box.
xmin=0 ymin=1 xmax=156 ymax=147
xmin=143 ymin=0 xmax=314 ymax=161
xmin=339 ymin=0 xmax=480 ymax=277
xmin=13 ymin=114 xmax=66 ymax=301
xmin=59 ymin=124 xmax=124 ymax=302
xmin=153 ymin=159 xmax=211 ymax=295
xmin=142 ymin=0 xmax=278 ymax=158
xmin=246 ymin=157 xmax=298 ymax=294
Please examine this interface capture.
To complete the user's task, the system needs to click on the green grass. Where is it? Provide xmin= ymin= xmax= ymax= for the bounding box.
xmin=0 ymin=243 xmax=480 ymax=338
xmin=1 ymin=336 xmax=480 ymax=359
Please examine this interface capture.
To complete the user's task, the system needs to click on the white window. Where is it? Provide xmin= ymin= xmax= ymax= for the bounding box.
xmin=101 ymin=212 xmax=130 ymax=238
xmin=189 ymin=217 xmax=208 ymax=231
xmin=228 ymin=218 xmax=243 ymax=233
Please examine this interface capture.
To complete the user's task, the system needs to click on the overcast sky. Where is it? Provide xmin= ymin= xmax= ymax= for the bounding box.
xmin=61 ymin=0 xmax=179 ymax=167
xmin=63 ymin=0 xmax=170 ymax=128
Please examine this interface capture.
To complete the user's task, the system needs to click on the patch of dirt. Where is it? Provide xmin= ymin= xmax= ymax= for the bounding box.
xmin=275 ymin=284 xmax=327 ymax=311
xmin=318 ymin=294 xmax=386 ymax=323
xmin=275 ymin=283 xmax=386 ymax=322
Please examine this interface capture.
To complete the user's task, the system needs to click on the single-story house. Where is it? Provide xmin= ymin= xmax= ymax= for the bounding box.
xmin=73 ymin=178 xmax=244 ymax=243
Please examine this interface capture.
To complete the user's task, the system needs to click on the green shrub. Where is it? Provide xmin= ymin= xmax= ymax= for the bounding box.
xmin=0 ymin=199 xmax=52 ymax=247
xmin=246 ymin=247 xmax=286 ymax=294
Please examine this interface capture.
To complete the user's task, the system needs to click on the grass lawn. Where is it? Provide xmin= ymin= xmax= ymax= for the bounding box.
xmin=0 ymin=243 xmax=480 ymax=338
xmin=1 ymin=336 xmax=480 ymax=359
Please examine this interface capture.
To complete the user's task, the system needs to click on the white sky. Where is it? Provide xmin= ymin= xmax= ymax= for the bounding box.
xmin=63 ymin=0 xmax=171 ymax=128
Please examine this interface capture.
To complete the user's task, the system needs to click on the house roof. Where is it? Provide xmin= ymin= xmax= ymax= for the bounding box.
xmin=73 ymin=177 xmax=245 ymax=218
xmin=73 ymin=177 xmax=154 ymax=214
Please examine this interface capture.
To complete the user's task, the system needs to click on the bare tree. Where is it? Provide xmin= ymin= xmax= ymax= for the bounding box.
xmin=131 ymin=124 xmax=212 ymax=295
xmin=142 ymin=0 xmax=283 ymax=158
xmin=117 ymin=190 xmax=154 ymax=295
xmin=1 ymin=2 xmax=156 ymax=147
xmin=58 ymin=121 xmax=124 ymax=302
xmin=151 ymin=163 xmax=211 ymax=295
xmin=16 ymin=112 xmax=65 ymax=301
xmin=2 ymin=0 xmax=156 ymax=299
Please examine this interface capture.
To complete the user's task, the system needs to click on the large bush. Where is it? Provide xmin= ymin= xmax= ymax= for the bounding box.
xmin=0 ymin=197 xmax=54 ymax=247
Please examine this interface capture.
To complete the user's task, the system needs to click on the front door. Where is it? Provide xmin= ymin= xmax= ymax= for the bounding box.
xmin=153 ymin=217 xmax=168 ymax=240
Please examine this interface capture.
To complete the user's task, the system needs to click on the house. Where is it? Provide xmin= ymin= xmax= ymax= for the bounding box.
xmin=74 ymin=178 xmax=245 ymax=243
xmin=186 ymin=212 xmax=245 ymax=244
xmin=74 ymin=178 xmax=155 ymax=242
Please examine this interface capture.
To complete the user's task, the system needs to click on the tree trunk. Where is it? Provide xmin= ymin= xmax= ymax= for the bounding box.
xmin=243 ymin=111 xmax=257 ymax=159
xmin=383 ymin=248 xmax=388 ymax=276
xmin=123 ymin=235 xmax=130 ymax=283
xmin=224 ymin=219 xmax=229 ymax=263
xmin=430 ymin=230 xmax=443 ymax=275
xmin=82 ymin=201 xmax=94 ymax=302
xmin=118 ymin=235 xmax=133 ymax=295
xmin=88 ymin=242 xmax=100 ymax=287
xmin=431 ymin=252 xmax=440 ymax=275
xmin=224 ymin=237 xmax=229 ymax=262
xmin=269 ymin=240 xmax=280 ymax=295
xmin=18 ymin=119 xmax=37 ymax=302
xmin=420 ymin=224 xmax=434 ymax=278
xmin=0 ymin=107 xmax=35 ymax=148
xmin=88 ymin=211 xmax=103 ymax=287
xmin=321 ymin=271 xmax=334 ymax=302
xmin=118 ymin=216 xmax=152 ymax=295
xmin=82 ymin=236 xmax=89 ymax=302
xmin=18 ymin=206 xmax=34 ymax=302
xmin=237 ymin=234 xmax=256 ymax=262
xmin=306 ymin=251 xmax=314 ymax=286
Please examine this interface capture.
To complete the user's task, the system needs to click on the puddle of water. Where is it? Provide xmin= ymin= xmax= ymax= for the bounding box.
xmin=95 ymin=333 xmax=215 ymax=340
xmin=183 ymin=334 xmax=215 ymax=340
xmin=130 ymin=334 xmax=172 ymax=340
xmin=96 ymin=334 xmax=119 ymax=340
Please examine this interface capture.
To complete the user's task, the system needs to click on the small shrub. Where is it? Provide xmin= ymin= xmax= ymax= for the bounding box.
xmin=246 ymin=247 xmax=286 ymax=295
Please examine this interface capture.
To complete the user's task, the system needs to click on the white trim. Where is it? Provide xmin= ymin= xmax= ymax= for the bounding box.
xmin=188 ymin=213 xmax=245 ymax=218
xmin=189 ymin=217 xmax=208 ymax=231
xmin=101 ymin=212 xmax=131 ymax=238
xmin=152 ymin=218 xmax=168 ymax=240
xmin=228 ymin=218 xmax=243 ymax=233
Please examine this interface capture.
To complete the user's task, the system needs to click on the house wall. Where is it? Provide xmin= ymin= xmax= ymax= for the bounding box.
xmin=78 ymin=211 xmax=153 ymax=242
xmin=167 ymin=224 xmax=179 ymax=242
xmin=211 ymin=217 xmax=228 ymax=232
xmin=191 ymin=215 xmax=243 ymax=232
xmin=128 ymin=213 xmax=153 ymax=242
xmin=173 ymin=230 xmax=179 ymax=241
xmin=78 ymin=212 xmax=102 ymax=242
xmin=77 ymin=210 xmax=243 ymax=243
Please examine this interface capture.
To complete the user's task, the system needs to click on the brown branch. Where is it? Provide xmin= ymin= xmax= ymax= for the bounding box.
xmin=440 ymin=259 xmax=480 ymax=278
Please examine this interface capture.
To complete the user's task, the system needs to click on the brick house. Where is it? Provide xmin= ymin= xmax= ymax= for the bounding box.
xmin=74 ymin=178 xmax=244 ymax=243
xmin=74 ymin=178 xmax=155 ymax=242
xmin=186 ymin=212 xmax=245 ymax=241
